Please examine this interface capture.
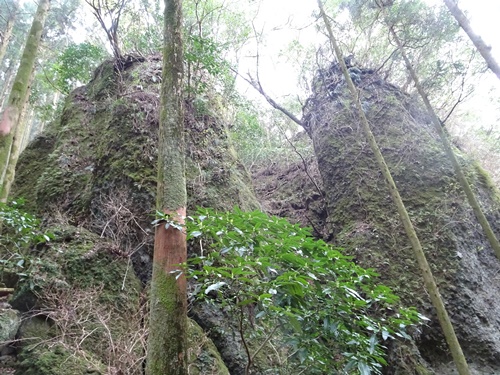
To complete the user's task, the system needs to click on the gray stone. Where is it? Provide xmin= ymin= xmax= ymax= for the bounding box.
xmin=0 ymin=308 xmax=21 ymax=352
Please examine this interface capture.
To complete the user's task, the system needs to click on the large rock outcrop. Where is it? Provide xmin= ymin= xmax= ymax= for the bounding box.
xmin=7 ymin=52 xmax=500 ymax=374
xmin=13 ymin=54 xmax=259 ymax=282
xmin=300 ymin=61 xmax=500 ymax=373
xmin=6 ymin=55 xmax=258 ymax=374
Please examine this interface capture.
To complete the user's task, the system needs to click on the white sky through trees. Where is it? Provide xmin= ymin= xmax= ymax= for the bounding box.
xmin=13 ymin=0 xmax=500 ymax=130
xmin=235 ymin=0 xmax=500 ymax=133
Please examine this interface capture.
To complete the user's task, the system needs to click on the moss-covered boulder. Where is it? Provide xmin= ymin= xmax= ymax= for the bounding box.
xmin=302 ymin=62 xmax=500 ymax=373
xmin=0 ymin=308 xmax=20 ymax=353
xmin=188 ymin=319 xmax=230 ymax=375
xmin=9 ymin=54 xmax=261 ymax=374
xmin=13 ymin=55 xmax=258 ymax=283
xmin=8 ymin=225 xmax=142 ymax=374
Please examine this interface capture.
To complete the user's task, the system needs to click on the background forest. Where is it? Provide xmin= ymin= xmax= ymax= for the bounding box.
xmin=1 ymin=0 xmax=500 ymax=374
xmin=1 ymin=0 xmax=499 ymax=181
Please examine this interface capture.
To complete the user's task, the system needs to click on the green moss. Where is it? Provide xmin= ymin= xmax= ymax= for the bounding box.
xmin=472 ymin=161 xmax=500 ymax=202
xmin=17 ymin=344 xmax=105 ymax=375
xmin=147 ymin=263 xmax=188 ymax=374
xmin=86 ymin=59 xmax=119 ymax=99
xmin=12 ymin=134 xmax=56 ymax=211
xmin=45 ymin=227 xmax=141 ymax=309
xmin=187 ymin=320 xmax=230 ymax=375
xmin=11 ymin=224 xmax=145 ymax=374
xmin=17 ymin=315 xmax=104 ymax=374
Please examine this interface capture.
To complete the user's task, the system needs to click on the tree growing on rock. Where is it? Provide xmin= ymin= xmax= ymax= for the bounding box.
xmin=85 ymin=0 xmax=128 ymax=60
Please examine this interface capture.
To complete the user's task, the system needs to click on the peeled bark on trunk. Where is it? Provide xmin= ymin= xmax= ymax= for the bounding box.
xmin=146 ymin=0 xmax=187 ymax=373
xmin=443 ymin=0 xmax=500 ymax=80
xmin=0 ymin=0 xmax=49 ymax=186
xmin=0 ymin=0 xmax=18 ymax=67
xmin=316 ymin=1 xmax=470 ymax=374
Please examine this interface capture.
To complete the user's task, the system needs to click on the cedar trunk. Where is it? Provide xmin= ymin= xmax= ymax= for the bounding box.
xmin=146 ymin=0 xmax=187 ymax=373
xmin=1 ymin=64 xmax=36 ymax=202
xmin=0 ymin=0 xmax=18 ymax=66
xmin=0 ymin=0 xmax=49 ymax=187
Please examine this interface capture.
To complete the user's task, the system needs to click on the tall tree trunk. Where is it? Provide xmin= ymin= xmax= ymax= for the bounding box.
xmin=0 ymin=0 xmax=19 ymax=67
xmin=19 ymin=105 xmax=34 ymax=152
xmin=1 ymin=64 xmax=35 ymax=202
xmin=0 ymin=63 xmax=15 ymax=111
xmin=316 ymin=1 xmax=471 ymax=374
xmin=443 ymin=0 xmax=500 ymax=80
xmin=386 ymin=24 xmax=500 ymax=262
xmin=146 ymin=0 xmax=187 ymax=373
xmin=0 ymin=0 xmax=50 ymax=186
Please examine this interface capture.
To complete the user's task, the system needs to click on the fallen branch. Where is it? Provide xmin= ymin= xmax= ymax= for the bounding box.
xmin=0 ymin=287 xmax=14 ymax=296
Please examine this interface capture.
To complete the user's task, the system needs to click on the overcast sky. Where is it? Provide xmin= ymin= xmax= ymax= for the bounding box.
xmin=235 ymin=0 xmax=500 ymax=130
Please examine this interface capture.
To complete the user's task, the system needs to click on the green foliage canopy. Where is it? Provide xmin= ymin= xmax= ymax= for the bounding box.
xmin=44 ymin=42 xmax=107 ymax=95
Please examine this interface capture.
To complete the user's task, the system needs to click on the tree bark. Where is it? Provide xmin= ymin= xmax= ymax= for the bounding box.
xmin=0 ymin=0 xmax=50 ymax=187
xmin=443 ymin=0 xmax=500 ymax=81
xmin=146 ymin=0 xmax=187 ymax=373
xmin=1 ymin=64 xmax=35 ymax=202
xmin=316 ymin=1 xmax=470 ymax=374
xmin=0 ymin=63 xmax=15 ymax=111
xmin=0 ymin=0 xmax=19 ymax=67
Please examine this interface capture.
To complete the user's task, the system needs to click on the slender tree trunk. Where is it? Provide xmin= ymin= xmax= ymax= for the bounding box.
xmin=0 ymin=65 xmax=15 ymax=111
xmin=1 ymin=109 xmax=28 ymax=202
xmin=443 ymin=0 xmax=500 ymax=80
xmin=316 ymin=1 xmax=471 ymax=374
xmin=0 ymin=0 xmax=19 ymax=67
xmin=146 ymin=0 xmax=187 ymax=373
xmin=1 ymin=64 xmax=35 ymax=202
xmin=19 ymin=106 xmax=34 ymax=152
xmin=0 ymin=0 xmax=50 ymax=185
xmin=387 ymin=25 xmax=500 ymax=262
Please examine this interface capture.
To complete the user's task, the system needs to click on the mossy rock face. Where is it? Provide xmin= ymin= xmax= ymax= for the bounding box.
xmin=16 ymin=316 xmax=106 ymax=375
xmin=10 ymin=225 xmax=236 ymax=375
xmin=16 ymin=344 xmax=106 ymax=375
xmin=302 ymin=63 xmax=500 ymax=372
xmin=10 ymin=225 xmax=145 ymax=374
xmin=0 ymin=308 xmax=21 ymax=347
xmin=14 ymin=55 xmax=259 ymax=283
xmin=188 ymin=319 xmax=230 ymax=375
xmin=11 ymin=55 xmax=262 ymax=374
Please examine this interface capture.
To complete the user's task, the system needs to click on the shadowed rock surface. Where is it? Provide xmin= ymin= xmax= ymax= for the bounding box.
xmin=300 ymin=61 xmax=500 ymax=374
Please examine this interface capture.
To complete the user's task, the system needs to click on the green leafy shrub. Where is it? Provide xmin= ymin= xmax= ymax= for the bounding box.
xmin=0 ymin=199 xmax=54 ymax=288
xmin=187 ymin=208 xmax=426 ymax=374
